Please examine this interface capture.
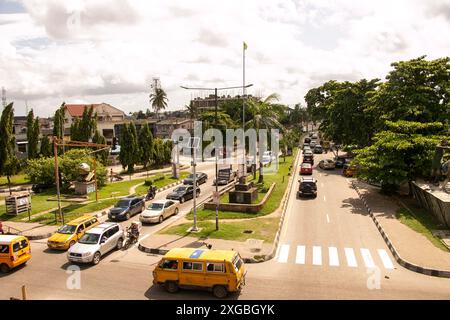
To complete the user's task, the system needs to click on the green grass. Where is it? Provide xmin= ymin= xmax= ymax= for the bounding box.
xmin=135 ymin=172 xmax=190 ymax=195
xmin=0 ymin=189 xmax=76 ymax=222
xmin=0 ymin=173 xmax=30 ymax=186
xmin=396 ymin=208 xmax=450 ymax=252
xmin=87 ymin=178 xmax=148 ymax=200
xmin=186 ymin=150 xmax=297 ymax=221
xmin=31 ymin=198 xmax=118 ymax=225
xmin=160 ymin=217 xmax=280 ymax=243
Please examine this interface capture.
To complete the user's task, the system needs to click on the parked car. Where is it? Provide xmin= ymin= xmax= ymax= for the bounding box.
xmin=314 ymin=145 xmax=323 ymax=154
xmin=303 ymin=146 xmax=311 ymax=154
xmin=166 ymin=185 xmax=200 ymax=203
xmin=261 ymin=151 xmax=275 ymax=164
xmin=297 ymin=177 xmax=318 ymax=198
xmin=140 ymin=200 xmax=180 ymax=224
xmin=67 ymin=222 xmax=124 ymax=265
xmin=183 ymin=172 xmax=208 ymax=185
xmin=47 ymin=215 xmax=100 ymax=250
xmin=108 ymin=196 xmax=145 ymax=221
xmin=214 ymin=168 xmax=237 ymax=186
xmin=31 ymin=183 xmax=54 ymax=193
xmin=319 ymin=159 xmax=336 ymax=170
xmin=300 ymin=163 xmax=313 ymax=175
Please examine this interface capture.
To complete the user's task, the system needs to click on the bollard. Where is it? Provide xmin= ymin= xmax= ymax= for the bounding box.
xmin=21 ymin=285 xmax=27 ymax=300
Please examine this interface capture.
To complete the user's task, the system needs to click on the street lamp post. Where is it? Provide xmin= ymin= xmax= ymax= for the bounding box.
xmin=181 ymin=84 xmax=253 ymax=231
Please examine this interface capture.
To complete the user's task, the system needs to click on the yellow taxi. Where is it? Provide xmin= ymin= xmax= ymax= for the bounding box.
xmin=343 ymin=163 xmax=357 ymax=177
xmin=152 ymin=247 xmax=246 ymax=298
xmin=47 ymin=215 xmax=100 ymax=250
xmin=0 ymin=235 xmax=31 ymax=273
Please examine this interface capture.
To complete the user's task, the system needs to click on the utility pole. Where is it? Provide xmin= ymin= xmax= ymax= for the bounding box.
xmin=53 ymin=136 xmax=63 ymax=224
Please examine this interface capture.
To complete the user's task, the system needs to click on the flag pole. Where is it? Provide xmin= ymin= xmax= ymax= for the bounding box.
xmin=242 ymin=42 xmax=246 ymax=180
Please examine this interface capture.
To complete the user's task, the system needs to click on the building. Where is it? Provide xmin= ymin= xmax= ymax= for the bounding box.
xmin=12 ymin=117 xmax=54 ymax=159
xmin=63 ymin=103 xmax=126 ymax=145
xmin=191 ymin=94 xmax=258 ymax=113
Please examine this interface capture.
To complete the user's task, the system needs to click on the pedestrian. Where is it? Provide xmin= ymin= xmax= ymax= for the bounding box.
xmin=110 ymin=168 xmax=114 ymax=183
xmin=0 ymin=221 xmax=4 ymax=235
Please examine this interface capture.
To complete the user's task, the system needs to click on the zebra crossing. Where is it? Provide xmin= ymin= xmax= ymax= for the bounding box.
xmin=276 ymin=244 xmax=395 ymax=270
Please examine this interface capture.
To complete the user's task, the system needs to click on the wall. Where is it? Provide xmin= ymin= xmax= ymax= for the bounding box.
xmin=412 ymin=181 xmax=450 ymax=228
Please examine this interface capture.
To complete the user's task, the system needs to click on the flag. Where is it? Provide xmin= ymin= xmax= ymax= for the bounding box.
xmin=243 ymin=41 xmax=248 ymax=50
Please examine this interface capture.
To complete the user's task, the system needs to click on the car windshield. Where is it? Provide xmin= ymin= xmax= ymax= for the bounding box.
xmin=149 ymin=203 xmax=164 ymax=210
xmin=57 ymin=224 xmax=76 ymax=235
xmin=78 ymin=233 xmax=100 ymax=245
xmin=174 ymin=187 xmax=187 ymax=193
xmin=116 ymin=200 xmax=131 ymax=208
xmin=232 ymin=254 xmax=243 ymax=272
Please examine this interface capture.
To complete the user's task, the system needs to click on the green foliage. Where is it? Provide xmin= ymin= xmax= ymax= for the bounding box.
xmin=53 ymin=103 xmax=65 ymax=139
xmin=26 ymin=149 xmax=107 ymax=187
xmin=0 ymin=103 xmax=20 ymax=190
xmin=70 ymin=105 xmax=97 ymax=142
xmin=149 ymin=88 xmax=168 ymax=118
xmin=138 ymin=123 xmax=154 ymax=168
xmin=152 ymin=138 xmax=166 ymax=166
xmin=26 ymin=110 xmax=40 ymax=159
xmin=92 ymin=130 xmax=108 ymax=165
xmin=39 ymin=135 xmax=53 ymax=157
xmin=119 ymin=123 xmax=139 ymax=173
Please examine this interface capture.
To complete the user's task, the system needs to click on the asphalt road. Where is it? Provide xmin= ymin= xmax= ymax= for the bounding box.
xmin=1 ymin=152 xmax=450 ymax=300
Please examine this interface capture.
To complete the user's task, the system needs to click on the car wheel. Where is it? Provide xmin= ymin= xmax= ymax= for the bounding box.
xmin=174 ymin=208 xmax=179 ymax=215
xmin=69 ymin=240 xmax=76 ymax=248
xmin=0 ymin=263 xmax=10 ymax=273
xmin=179 ymin=197 xmax=184 ymax=203
xmin=159 ymin=216 xmax=163 ymax=224
xmin=165 ymin=281 xmax=179 ymax=293
xmin=92 ymin=252 xmax=101 ymax=265
xmin=126 ymin=212 xmax=131 ymax=220
xmin=116 ymin=238 xmax=124 ymax=250
xmin=212 ymin=285 xmax=228 ymax=299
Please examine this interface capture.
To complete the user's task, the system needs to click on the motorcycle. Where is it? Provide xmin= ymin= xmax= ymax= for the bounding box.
xmin=123 ymin=222 xmax=141 ymax=250
xmin=145 ymin=186 xmax=157 ymax=201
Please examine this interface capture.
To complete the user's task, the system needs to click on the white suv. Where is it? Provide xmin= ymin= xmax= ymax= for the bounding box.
xmin=67 ymin=222 xmax=124 ymax=265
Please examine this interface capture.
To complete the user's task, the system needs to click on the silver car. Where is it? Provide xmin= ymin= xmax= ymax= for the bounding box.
xmin=140 ymin=200 xmax=180 ymax=224
xmin=67 ymin=222 xmax=124 ymax=265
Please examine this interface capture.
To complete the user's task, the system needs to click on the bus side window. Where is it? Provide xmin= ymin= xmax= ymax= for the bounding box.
xmin=160 ymin=259 xmax=178 ymax=270
xmin=206 ymin=262 xmax=225 ymax=273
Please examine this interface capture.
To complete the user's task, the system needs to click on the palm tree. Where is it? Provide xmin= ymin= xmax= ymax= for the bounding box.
xmin=149 ymin=88 xmax=168 ymax=119
xmin=185 ymin=101 xmax=198 ymax=120
xmin=246 ymin=93 xmax=285 ymax=183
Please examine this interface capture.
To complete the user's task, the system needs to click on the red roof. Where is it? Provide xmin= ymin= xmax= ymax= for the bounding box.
xmin=65 ymin=104 xmax=101 ymax=117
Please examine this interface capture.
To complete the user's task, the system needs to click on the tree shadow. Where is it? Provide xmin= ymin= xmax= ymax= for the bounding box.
xmin=340 ymin=197 xmax=369 ymax=216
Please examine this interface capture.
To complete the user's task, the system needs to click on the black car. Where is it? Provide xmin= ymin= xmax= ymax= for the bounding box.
xmin=183 ymin=172 xmax=208 ymax=185
xmin=166 ymin=185 xmax=200 ymax=203
xmin=297 ymin=177 xmax=318 ymax=198
xmin=31 ymin=183 xmax=54 ymax=193
xmin=313 ymin=145 xmax=323 ymax=154
xmin=303 ymin=151 xmax=314 ymax=165
xmin=334 ymin=156 xmax=347 ymax=168
xmin=304 ymin=137 xmax=311 ymax=144
xmin=108 ymin=196 xmax=145 ymax=221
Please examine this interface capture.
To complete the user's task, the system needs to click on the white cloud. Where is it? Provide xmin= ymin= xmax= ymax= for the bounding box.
xmin=0 ymin=0 xmax=449 ymax=117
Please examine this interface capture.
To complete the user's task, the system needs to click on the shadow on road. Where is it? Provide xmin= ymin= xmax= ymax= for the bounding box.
xmin=0 ymin=262 xmax=27 ymax=278
xmin=341 ymin=197 xmax=369 ymax=216
xmin=59 ymin=249 xmax=117 ymax=271
xmin=43 ymin=248 xmax=67 ymax=255
xmin=144 ymin=284 xmax=240 ymax=300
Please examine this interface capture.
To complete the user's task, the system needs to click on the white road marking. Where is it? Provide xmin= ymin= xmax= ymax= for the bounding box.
xmin=321 ymin=182 xmax=324 ymax=187
xmin=360 ymin=248 xmax=376 ymax=269
xmin=323 ymin=195 xmax=326 ymax=202
xmin=278 ymin=244 xmax=290 ymax=263
xmin=344 ymin=248 xmax=358 ymax=267
xmin=295 ymin=245 xmax=305 ymax=264
xmin=312 ymin=246 xmax=322 ymax=265
xmin=377 ymin=249 xmax=394 ymax=269
xmin=328 ymin=247 xmax=339 ymax=266
xmin=326 ymin=214 xmax=330 ymax=223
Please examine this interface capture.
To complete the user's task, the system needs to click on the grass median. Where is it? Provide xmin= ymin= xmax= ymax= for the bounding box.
xmin=161 ymin=149 xmax=298 ymax=243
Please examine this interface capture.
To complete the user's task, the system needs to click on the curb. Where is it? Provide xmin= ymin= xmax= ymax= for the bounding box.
xmin=351 ymin=181 xmax=450 ymax=279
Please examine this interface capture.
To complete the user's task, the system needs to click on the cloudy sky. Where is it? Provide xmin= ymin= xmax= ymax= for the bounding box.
xmin=0 ymin=0 xmax=449 ymax=117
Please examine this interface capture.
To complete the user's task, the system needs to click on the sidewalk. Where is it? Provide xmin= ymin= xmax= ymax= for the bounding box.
xmin=353 ymin=180 xmax=450 ymax=273
xmin=139 ymin=234 xmax=273 ymax=263
xmin=2 ymin=221 xmax=59 ymax=240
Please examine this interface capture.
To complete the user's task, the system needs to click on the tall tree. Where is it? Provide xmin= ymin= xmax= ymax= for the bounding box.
xmin=92 ymin=130 xmax=108 ymax=165
xmin=71 ymin=106 xmax=97 ymax=142
xmin=185 ymin=101 xmax=198 ymax=120
xmin=119 ymin=123 xmax=139 ymax=173
xmin=138 ymin=123 xmax=154 ymax=169
xmin=0 ymin=103 xmax=20 ymax=194
xmin=40 ymin=135 xmax=53 ymax=157
xmin=246 ymin=93 xmax=284 ymax=183
xmin=149 ymin=88 xmax=168 ymax=119
xmin=53 ymin=102 xmax=65 ymax=139
xmin=26 ymin=109 xmax=40 ymax=159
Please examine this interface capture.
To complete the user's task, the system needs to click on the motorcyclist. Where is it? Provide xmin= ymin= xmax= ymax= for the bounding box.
xmin=146 ymin=184 xmax=157 ymax=200
xmin=128 ymin=222 xmax=140 ymax=243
